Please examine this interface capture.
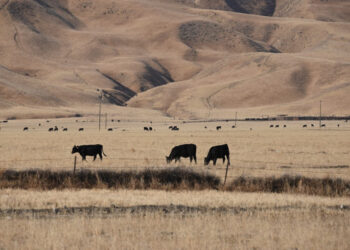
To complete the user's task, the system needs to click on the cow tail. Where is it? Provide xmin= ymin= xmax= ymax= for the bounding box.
xmin=103 ymin=151 xmax=107 ymax=157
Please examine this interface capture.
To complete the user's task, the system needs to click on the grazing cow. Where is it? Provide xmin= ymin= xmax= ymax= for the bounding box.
xmin=172 ymin=126 xmax=179 ymax=131
xmin=149 ymin=127 xmax=152 ymax=131
xmin=23 ymin=127 xmax=28 ymax=131
xmin=48 ymin=128 xmax=53 ymax=132
xmin=283 ymin=125 xmax=287 ymax=128
xmin=144 ymin=127 xmax=149 ymax=131
xmin=337 ymin=124 xmax=340 ymax=128
xmin=169 ymin=126 xmax=173 ymax=130
xmin=63 ymin=128 xmax=68 ymax=131
xmin=72 ymin=144 xmax=107 ymax=161
xmin=216 ymin=126 xmax=222 ymax=131
xmin=204 ymin=144 xmax=230 ymax=166
xmin=303 ymin=124 xmax=307 ymax=128
xmin=232 ymin=125 xmax=236 ymax=128
xmin=311 ymin=124 xmax=314 ymax=127
xmin=275 ymin=125 xmax=279 ymax=128
xmin=270 ymin=125 xmax=274 ymax=128
xmin=108 ymin=128 xmax=113 ymax=131
xmin=321 ymin=124 xmax=326 ymax=127
xmin=54 ymin=126 xmax=58 ymax=131
xmin=79 ymin=128 xmax=84 ymax=131
xmin=166 ymin=144 xmax=197 ymax=164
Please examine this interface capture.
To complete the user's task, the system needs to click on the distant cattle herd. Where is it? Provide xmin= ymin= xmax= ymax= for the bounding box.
xmin=0 ymin=119 xmax=342 ymax=132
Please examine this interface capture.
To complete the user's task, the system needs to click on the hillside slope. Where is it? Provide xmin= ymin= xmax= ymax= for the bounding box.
xmin=0 ymin=0 xmax=349 ymax=119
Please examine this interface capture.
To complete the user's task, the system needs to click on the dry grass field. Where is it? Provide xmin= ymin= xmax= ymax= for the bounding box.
xmin=1 ymin=117 xmax=350 ymax=249
xmin=0 ymin=189 xmax=350 ymax=250
xmin=1 ymin=118 xmax=349 ymax=181
xmin=1 ymin=209 xmax=349 ymax=250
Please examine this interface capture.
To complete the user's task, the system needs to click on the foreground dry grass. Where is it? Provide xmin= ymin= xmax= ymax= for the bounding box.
xmin=1 ymin=189 xmax=349 ymax=210
xmin=1 ymin=209 xmax=349 ymax=250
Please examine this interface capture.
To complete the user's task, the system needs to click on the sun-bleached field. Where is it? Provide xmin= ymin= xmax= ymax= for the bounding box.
xmin=1 ymin=118 xmax=349 ymax=181
xmin=1 ymin=117 xmax=350 ymax=249
xmin=1 ymin=208 xmax=349 ymax=250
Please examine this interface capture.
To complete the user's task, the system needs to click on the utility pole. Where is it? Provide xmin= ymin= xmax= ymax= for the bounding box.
xmin=319 ymin=100 xmax=322 ymax=128
xmin=98 ymin=92 xmax=102 ymax=131
xmin=105 ymin=113 xmax=107 ymax=129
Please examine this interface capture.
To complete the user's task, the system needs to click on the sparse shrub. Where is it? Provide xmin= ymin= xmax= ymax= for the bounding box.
xmin=225 ymin=175 xmax=350 ymax=197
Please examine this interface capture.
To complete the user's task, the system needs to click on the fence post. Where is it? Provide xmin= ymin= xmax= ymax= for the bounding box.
xmin=224 ymin=163 xmax=229 ymax=186
xmin=73 ymin=156 xmax=77 ymax=174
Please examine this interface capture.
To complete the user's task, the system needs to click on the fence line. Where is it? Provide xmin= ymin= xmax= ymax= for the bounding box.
xmin=0 ymin=156 xmax=348 ymax=177
xmin=0 ymin=156 xmax=348 ymax=167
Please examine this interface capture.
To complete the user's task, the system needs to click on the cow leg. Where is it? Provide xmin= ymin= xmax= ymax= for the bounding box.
xmin=227 ymin=154 xmax=230 ymax=166
xmin=99 ymin=152 xmax=103 ymax=160
xmin=194 ymin=155 xmax=197 ymax=164
xmin=82 ymin=156 xmax=86 ymax=161
xmin=213 ymin=158 xmax=217 ymax=165
xmin=223 ymin=157 xmax=225 ymax=163
xmin=93 ymin=155 xmax=96 ymax=161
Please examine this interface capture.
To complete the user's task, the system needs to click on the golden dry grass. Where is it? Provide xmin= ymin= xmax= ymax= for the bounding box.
xmin=1 ymin=118 xmax=349 ymax=249
xmin=1 ymin=118 xmax=349 ymax=183
xmin=1 ymin=189 xmax=349 ymax=210
xmin=0 ymin=209 xmax=349 ymax=250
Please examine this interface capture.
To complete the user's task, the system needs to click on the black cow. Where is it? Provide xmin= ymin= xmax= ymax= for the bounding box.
xmin=63 ymin=128 xmax=68 ymax=131
xmin=283 ymin=125 xmax=287 ymax=128
xmin=54 ymin=126 xmax=58 ymax=131
xmin=204 ymin=144 xmax=230 ymax=166
xmin=216 ymin=126 xmax=222 ymax=131
xmin=79 ymin=128 xmax=84 ymax=131
xmin=169 ymin=126 xmax=173 ymax=130
xmin=311 ymin=124 xmax=314 ymax=127
xmin=232 ymin=125 xmax=236 ymax=128
xmin=303 ymin=124 xmax=307 ymax=128
xmin=321 ymin=124 xmax=326 ymax=127
xmin=166 ymin=144 xmax=197 ymax=164
xmin=72 ymin=144 xmax=107 ymax=161
xmin=108 ymin=128 xmax=113 ymax=131
xmin=144 ymin=127 xmax=149 ymax=131
xmin=149 ymin=127 xmax=152 ymax=131
xmin=270 ymin=125 xmax=274 ymax=128
xmin=275 ymin=125 xmax=279 ymax=128
xmin=23 ymin=127 xmax=28 ymax=131
xmin=172 ymin=126 xmax=179 ymax=131
xmin=48 ymin=128 xmax=53 ymax=132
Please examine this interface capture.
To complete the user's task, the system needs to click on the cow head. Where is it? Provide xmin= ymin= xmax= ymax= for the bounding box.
xmin=204 ymin=157 xmax=209 ymax=165
xmin=166 ymin=156 xmax=171 ymax=164
xmin=72 ymin=145 xmax=79 ymax=154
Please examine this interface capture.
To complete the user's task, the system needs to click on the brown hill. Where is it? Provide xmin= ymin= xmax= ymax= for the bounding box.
xmin=0 ymin=0 xmax=349 ymax=119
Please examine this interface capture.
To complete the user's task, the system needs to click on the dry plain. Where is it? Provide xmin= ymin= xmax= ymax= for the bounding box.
xmin=1 ymin=117 xmax=350 ymax=249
